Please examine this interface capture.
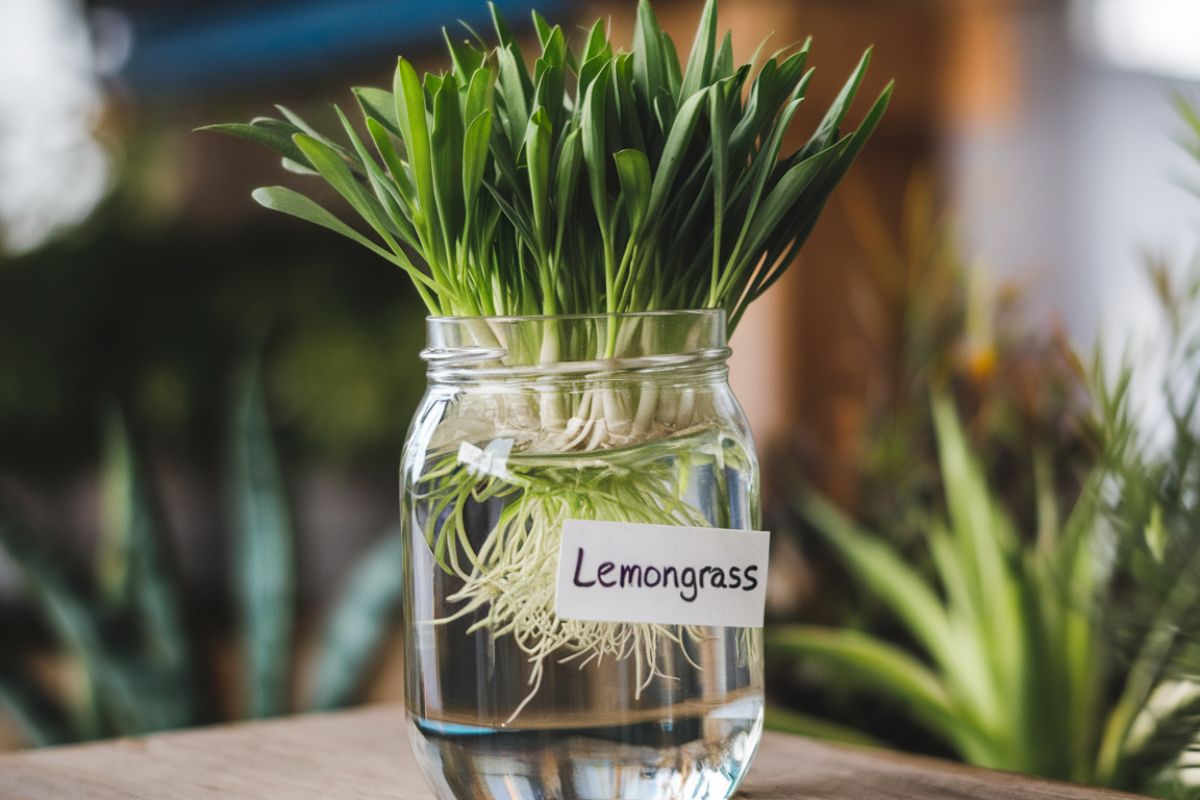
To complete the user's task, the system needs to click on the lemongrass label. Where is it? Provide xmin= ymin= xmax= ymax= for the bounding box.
xmin=554 ymin=520 xmax=770 ymax=628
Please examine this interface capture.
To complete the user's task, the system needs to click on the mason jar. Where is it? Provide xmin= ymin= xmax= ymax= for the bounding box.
xmin=401 ymin=310 xmax=763 ymax=800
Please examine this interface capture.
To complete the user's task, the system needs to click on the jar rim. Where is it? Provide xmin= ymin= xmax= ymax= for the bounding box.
xmin=425 ymin=309 xmax=725 ymax=325
xmin=422 ymin=309 xmax=730 ymax=379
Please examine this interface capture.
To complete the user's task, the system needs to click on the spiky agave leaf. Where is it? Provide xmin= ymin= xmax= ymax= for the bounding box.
xmin=768 ymin=395 xmax=1108 ymax=779
xmin=228 ymin=361 xmax=297 ymax=719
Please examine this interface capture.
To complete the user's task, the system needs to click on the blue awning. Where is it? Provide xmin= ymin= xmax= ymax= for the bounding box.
xmin=118 ymin=0 xmax=562 ymax=94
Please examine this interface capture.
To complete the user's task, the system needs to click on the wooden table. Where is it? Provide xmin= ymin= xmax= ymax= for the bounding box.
xmin=0 ymin=705 xmax=1146 ymax=799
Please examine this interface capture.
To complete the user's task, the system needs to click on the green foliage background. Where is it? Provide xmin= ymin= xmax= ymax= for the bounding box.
xmin=765 ymin=100 xmax=1200 ymax=798
xmin=0 ymin=193 xmax=426 ymax=471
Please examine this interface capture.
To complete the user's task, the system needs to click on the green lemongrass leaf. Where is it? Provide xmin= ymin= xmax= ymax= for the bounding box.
xmin=582 ymin=17 xmax=610 ymax=64
xmin=731 ymin=50 xmax=810 ymax=161
xmin=728 ymin=58 xmax=778 ymax=156
xmin=777 ymin=48 xmax=814 ymax=100
xmin=745 ymin=32 xmax=774 ymax=78
xmin=708 ymin=82 xmax=730 ymax=303
xmin=581 ymin=71 xmax=611 ymax=227
xmin=487 ymin=109 xmax=525 ymax=210
xmin=484 ymin=180 xmax=538 ymax=247
xmin=280 ymin=157 xmax=318 ymax=176
xmin=199 ymin=119 xmax=313 ymax=171
xmin=734 ymin=83 xmax=890 ymax=313
xmin=535 ymin=21 xmax=567 ymax=72
xmin=292 ymin=134 xmax=404 ymax=255
xmin=364 ymin=118 xmax=418 ymax=209
xmin=229 ymin=361 xmax=296 ymax=719
xmin=496 ymin=45 xmax=531 ymax=149
xmin=256 ymin=171 xmax=399 ymax=266
xmin=462 ymin=111 xmax=493 ymax=214
xmin=431 ymin=75 xmax=466 ymax=239
xmin=351 ymin=87 xmax=401 ymax=138
xmin=724 ymin=245 xmax=795 ymax=330
xmin=442 ymin=27 xmax=484 ymax=84
xmin=816 ymin=80 xmax=893 ymax=171
xmin=714 ymin=31 xmax=734 ymax=80
xmin=525 ymin=108 xmax=553 ymax=243
xmin=679 ymin=0 xmax=718 ymax=101
xmin=536 ymin=17 xmax=575 ymax=83
xmin=614 ymin=149 xmax=652 ymax=235
xmin=272 ymin=105 xmax=318 ymax=136
xmin=765 ymin=704 xmax=884 ymax=748
xmin=722 ymin=139 xmax=844 ymax=300
xmin=531 ymin=9 xmax=553 ymax=50
xmin=333 ymin=105 xmax=419 ymax=248
xmin=611 ymin=55 xmax=647 ymax=154
xmin=724 ymin=92 xmax=806 ymax=252
xmin=660 ymin=31 xmax=683 ymax=101
xmin=553 ymin=128 xmax=583 ymax=248
xmin=646 ymin=89 xmax=707 ymax=222
xmin=729 ymin=61 xmax=752 ymax=97
xmin=778 ymin=42 xmax=813 ymax=85
xmin=766 ymin=626 xmax=975 ymax=751
xmin=274 ymin=105 xmax=362 ymax=172
xmin=799 ymin=489 xmax=957 ymax=669
xmin=465 ymin=66 xmax=494 ymax=128
xmin=309 ymin=531 xmax=404 ymax=711
xmin=633 ymin=0 xmax=667 ymax=103
xmin=578 ymin=48 xmax=613 ymax=106
xmin=737 ymin=84 xmax=889 ymax=309
xmin=743 ymin=81 xmax=807 ymax=187
xmin=548 ymin=18 xmax=579 ymax=75
xmin=488 ymin=1 xmax=531 ymax=91
xmin=799 ymin=46 xmax=872 ymax=160
xmin=424 ymin=72 xmax=444 ymax=99
xmin=534 ymin=23 xmax=566 ymax=68
xmin=394 ymin=57 xmax=438 ymax=234
xmin=534 ymin=38 xmax=569 ymax=135
xmin=455 ymin=16 xmax=488 ymax=51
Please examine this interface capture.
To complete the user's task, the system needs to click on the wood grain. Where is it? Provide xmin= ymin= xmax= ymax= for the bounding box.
xmin=0 ymin=705 xmax=1148 ymax=799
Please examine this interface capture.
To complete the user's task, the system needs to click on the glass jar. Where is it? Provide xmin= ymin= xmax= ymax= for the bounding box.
xmin=401 ymin=310 xmax=763 ymax=800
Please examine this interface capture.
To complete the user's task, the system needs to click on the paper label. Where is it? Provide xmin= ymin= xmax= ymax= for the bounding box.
xmin=554 ymin=519 xmax=770 ymax=628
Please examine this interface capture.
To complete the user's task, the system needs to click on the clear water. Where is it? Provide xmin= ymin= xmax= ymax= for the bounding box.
xmin=410 ymin=697 xmax=763 ymax=800
xmin=403 ymin=429 xmax=762 ymax=800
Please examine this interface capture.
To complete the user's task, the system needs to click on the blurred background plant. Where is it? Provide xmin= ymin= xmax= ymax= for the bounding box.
xmin=0 ymin=179 xmax=427 ymax=469
xmin=764 ymin=100 xmax=1200 ymax=798
xmin=0 ymin=366 xmax=403 ymax=745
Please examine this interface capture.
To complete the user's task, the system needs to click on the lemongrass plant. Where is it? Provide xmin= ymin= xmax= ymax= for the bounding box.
xmin=209 ymin=0 xmax=889 ymax=710
xmin=207 ymin=0 xmax=889 ymax=450
xmin=208 ymin=0 xmax=889 ymax=332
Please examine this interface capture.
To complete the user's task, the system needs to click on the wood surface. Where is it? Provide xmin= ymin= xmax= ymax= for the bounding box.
xmin=0 ymin=705 xmax=1148 ymax=799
